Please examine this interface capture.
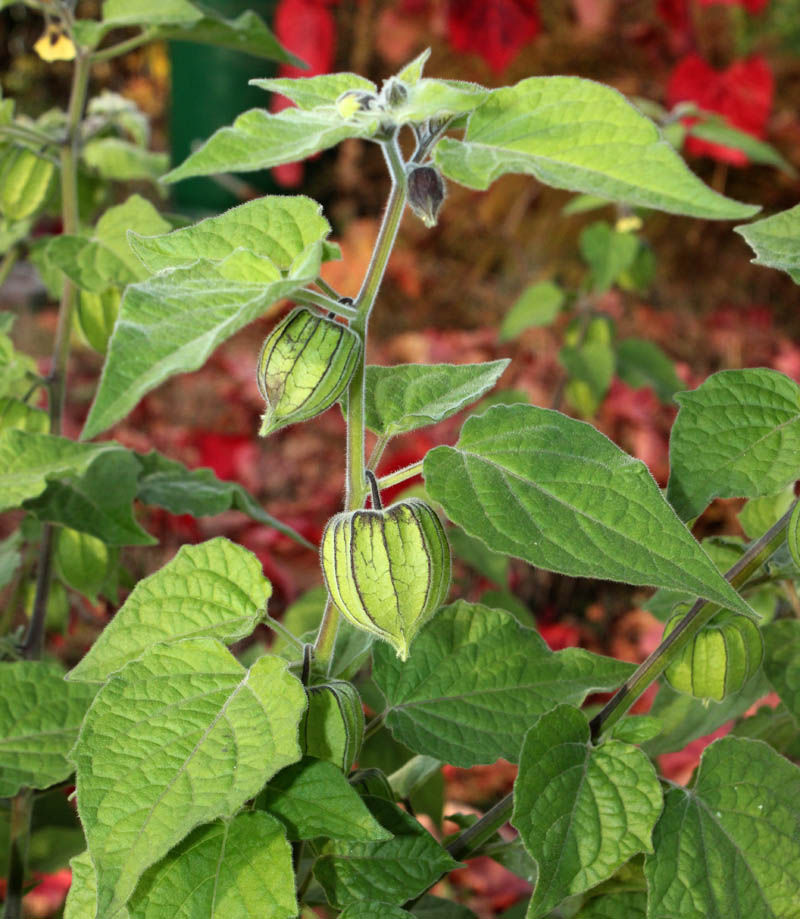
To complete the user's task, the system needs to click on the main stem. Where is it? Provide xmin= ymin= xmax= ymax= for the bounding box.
xmin=313 ymin=136 xmax=408 ymax=666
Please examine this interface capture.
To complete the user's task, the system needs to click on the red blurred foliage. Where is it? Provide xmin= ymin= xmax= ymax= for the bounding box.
xmin=658 ymin=0 xmax=769 ymax=33
xmin=446 ymin=0 xmax=540 ymax=74
xmin=450 ymin=855 xmax=531 ymax=913
xmin=697 ymin=0 xmax=769 ymax=11
xmin=667 ymin=53 xmax=774 ymax=164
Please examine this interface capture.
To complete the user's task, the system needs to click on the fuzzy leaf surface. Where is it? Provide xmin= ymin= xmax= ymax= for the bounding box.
xmin=68 ymin=538 xmax=271 ymax=683
xmin=364 ymin=360 xmax=509 ymax=437
xmin=373 ymin=601 xmax=634 ymax=766
xmin=433 ymin=77 xmax=757 ymax=219
xmin=762 ymin=619 xmax=800 ymax=725
xmin=645 ymin=737 xmax=800 ymax=919
xmin=513 ymin=705 xmax=662 ymax=919
xmin=73 ymin=639 xmax=305 ymax=917
xmin=424 ymin=404 xmax=753 ymax=616
xmin=667 ymin=369 xmax=800 ymax=521
xmin=251 ymin=73 xmax=377 ymax=109
xmin=735 ymin=203 xmax=800 ymax=283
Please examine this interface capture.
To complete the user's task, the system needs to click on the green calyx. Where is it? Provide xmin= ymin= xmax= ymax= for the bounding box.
xmin=320 ymin=498 xmax=451 ymax=660
xmin=663 ymin=607 xmax=764 ymax=702
xmin=302 ymin=679 xmax=365 ymax=772
xmin=257 ymin=307 xmax=360 ymax=437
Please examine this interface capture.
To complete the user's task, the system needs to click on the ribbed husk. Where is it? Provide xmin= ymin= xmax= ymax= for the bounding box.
xmin=257 ymin=307 xmax=360 ymax=436
xmin=663 ymin=609 xmax=764 ymax=701
xmin=320 ymin=498 xmax=451 ymax=660
xmin=302 ymin=679 xmax=364 ymax=772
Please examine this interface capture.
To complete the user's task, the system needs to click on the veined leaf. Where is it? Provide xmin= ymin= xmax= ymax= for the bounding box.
xmin=73 ymin=638 xmax=305 ymax=917
xmin=251 ymin=73 xmax=377 ymax=110
xmin=735 ymin=203 xmax=800 ymax=284
xmin=433 ymin=76 xmax=758 ymax=219
xmin=667 ymin=369 xmax=800 ymax=521
xmin=373 ymin=601 xmax=634 ymax=766
xmin=423 ymin=404 xmax=754 ymax=617
xmin=762 ymin=619 xmax=800 ymax=726
xmin=68 ymin=537 xmax=271 ymax=683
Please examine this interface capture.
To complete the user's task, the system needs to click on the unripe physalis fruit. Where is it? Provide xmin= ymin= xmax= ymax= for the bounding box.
xmin=257 ymin=307 xmax=360 ymax=437
xmin=406 ymin=165 xmax=446 ymax=228
xmin=662 ymin=606 xmax=764 ymax=702
xmin=302 ymin=679 xmax=365 ymax=772
xmin=321 ymin=473 xmax=451 ymax=660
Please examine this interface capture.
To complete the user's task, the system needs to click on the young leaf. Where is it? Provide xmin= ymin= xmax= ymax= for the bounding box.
xmin=127 ymin=813 xmax=296 ymax=919
xmin=0 ymin=661 xmax=96 ymax=796
xmin=251 ymin=73 xmax=378 ymax=110
xmin=364 ymin=360 xmax=509 ymax=438
xmin=499 ymin=281 xmax=565 ymax=341
xmin=313 ymin=796 xmax=460 ymax=908
xmin=666 ymin=369 xmax=800 ymax=521
xmin=433 ymin=77 xmax=758 ymax=219
xmin=393 ymin=79 xmax=489 ymax=124
xmin=373 ymin=601 xmax=634 ymax=766
xmin=258 ymin=757 xmax=391 ymax=841
xmin=68 ymin=537 xmax=271 ymax=683
xmin=645 ymin=737 xmax=800 ymax=919
xmin=735 ymin=202 xmax=800 ymax=284
xmin=423 ymin=404 xmax=754 ymax=617
xmin=73 ymin=639 xmax=305 ymax=917
xmin=579 ymin=222 xmax=639 ymax=293
xmin=762 ymin=619 xmax=800 ymax=725
xmin=512 ymin=705 xmax=662 ymax=919
xmin=615 ymin=338 xmax=682 ymax=403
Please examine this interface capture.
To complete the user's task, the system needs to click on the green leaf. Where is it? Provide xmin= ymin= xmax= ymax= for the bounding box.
xmin=579 ymin=222 xmax=639 ymax=292
xmin=736 ymin=203 xmax=800 ymax=284
xmin=339 ymin=903 xmax=410 ymax=919
xmin=616 ymin=338 xmax=682 ymax=403
xmin=314 ymin=796 xmax=460 ymax=908
xmin=251 ymin=73 xmax=377 ymax=110
xmin=73 ymin=638 xmax=305 ymax=917
xmin=127 ymin=813 xmax=296 ymax=919
xmin=258 ymin=757 xmax=391 ymax=841
xmin=82 ymin=138 xmax=168 ymax=182
xmin=666 ymin=369 xmax=800 ymax=521
xmin=645 ymin=737 xmax=800 ymax=919
xmin=732 ymin=702 xmax=800 ymax=758
xmin=0 ymin=661 xmax=96 ymax=796
xmin=762 ymin=619 xmax=800 ymax=725
xmin=64 ymin=851 xmax=125 ymax=919
xmin=499 ymin=281 xmax=565 ymax=341
xmin=449 ymin=525 xmax=509 ymax=584
xmin=81 ymin=246 xmax=322 ymax=439
xmin=24 ymin=449 xmax=155 ymax=546
xmin=396 ymin=48 xmax=431 ymax=85
xmin=424 ymin=404 xmax=754 ymax=617
xmin=739 ymin=485 xmax=795 ymax=539
xmin=688 ymin=118 xmax=795 ymax=175
xmin=364 ymin=360 xmax=509 ymax=438
xmin=373 ymin=601 xmax=634 ymax=766
xmin=394 ymin=79 xmax=489 ymax=124
xmin=608 ymin=715 xmax=662 ymax=744
xmin=0 ymin=396 xmax=49 ymax=433
xmin=559 ymin=338 xmax=616 ymax=416
xmin=513 ymin=705 xmax=662 ymax=919
xmin=134 ymin=450 xmax=315 ymax=548
xmin=433 ymin=77 xmax=758 ymax=219
xmin=0 ymin=430 xmax=120 ymax=512
xmin=574 ymin=891 xmax=647 ymax=919
xmin=68 ymin=537 xmax=271 ymax=683
xmin=55 ymin=527 xmax=111 ymax=603
xmin=101 ymin=0 xmax=201 ymax=26
xmin=411 ymin=896 xmax=479 ymax=918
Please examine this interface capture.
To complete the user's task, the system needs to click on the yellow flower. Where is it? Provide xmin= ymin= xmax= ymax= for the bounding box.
xmin=34 ymin=24 xmax=76 ymax=63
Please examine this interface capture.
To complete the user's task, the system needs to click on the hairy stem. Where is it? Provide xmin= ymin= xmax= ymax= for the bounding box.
xmin=294 ymin=288 xmax=357 ymax=319
xmin=90 ymin=28 xmax=158 ymax=63
xmin=377 ymin=459 xmax=423 ymax=490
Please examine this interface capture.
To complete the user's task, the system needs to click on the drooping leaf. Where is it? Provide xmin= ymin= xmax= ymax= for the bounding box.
xmin=127 ymin=813 xmax=296 ymax=919
xmin=313 ymin=796 xmax=460 ymax=908
xmin=258 ymin=757 xmax=391 ymax=841
xmin=364 ymin=360 xmax=509 ymax=438
xmin=735 ymin=202 xmax=800 ymax=283
xmin=0 ymin=661 xmax=96 ymax=796
xmin=499 ymin=281 xmax=565 ymax=341
xmin=373 ymin=601 xmax=634 ymax=766
xmin=423 ymin=404 xmax=753 ymax=617
xmin=645 ymin=737 xmax=800 ymax=919
xmin=73 ymin=638 xmax=305 ymax=917
xmin=513 ymin=705 xmax=662 ymax=919
xmin=251 ymin=73 xmax=377 ymax=110
xmin=433 ymin=77 xmax=758 ymax=219
xmin=616 ymin=338 xmax=683 ymax=403
xmin=667 ymin=369 xmax=800 ymax=521
xmin=762 ymin=619 xmax=800 ymax=725
xmin=579 ymin=221 xmax=640 ymax=293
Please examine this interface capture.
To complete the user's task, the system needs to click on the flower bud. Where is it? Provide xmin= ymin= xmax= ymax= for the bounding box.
xmin=663 ymin=607 xmax=764 ymax=702
xmin=321 ymin=498 xmax=451 ymax=660
xmin=406 ymin=165 xmax=446 ymax=228
xmin=257 ymin=307 xmax=360 ymax=437
xmin=382 ymin=78 xmax=409 ymax=108
xmin=302 ymin=679 xmax=364 ymax=772
xmin=336 ymin=90 xmax=379 ymax=120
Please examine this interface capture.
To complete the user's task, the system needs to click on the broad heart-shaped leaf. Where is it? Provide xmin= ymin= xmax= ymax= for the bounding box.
xmin=512 ymin=705 xmax=662 ymax=919
xmin=68 ymin=537 xmax=271 ymax=683
xmin=24 ymin=449 xmax=154 ymax=546
xmin=81 ymin=247 xmax=321 ymax=440
xmin=364 ymin=360 xmax=509 ymax=437
xmin=258 ymin=757 xmax=391 ymax=841
xmin=128 ymin=195 xmax=330 ymax=274
xmin=0 ymin=430 xmax=121 ymax=512
xmin=73 ymin=639 xmax=305 ymax=918
xmin=251 ymin=73 xmax=377 ymax=110
xmin=666 ymin=369 xmax=800 ymax=522
xmin=735 ymin=203 xmax=800 ymax=284
xmin=0 ymin=661 xmax=96 ymax=796
xmin=424 ymin=404 xmax=753 ymax=618
xmin=134 ymin=450 xmax=314 ymax=549
xmin=127 ymin=813 xmax=296 ymax=919
xmin=762 ymin=619 xmax=800 ymax=725
xmin=373 ymin=601 xmax=634 ymax=767
xmin=313 ymin=796 xmax=460 ymax=908
xmin=433 ymin=77 xmax=758 ymax=219
xmin=645 ymin=737 xmax=800 ymax=919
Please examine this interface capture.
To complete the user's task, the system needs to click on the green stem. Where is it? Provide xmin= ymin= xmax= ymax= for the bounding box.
xmin=366 ymin=432 xmax=391 ymax=472
xmin=314 ymin=276 xmax=342 ymax=300
xmin=91 ymin=28 xmax=158 ymax=63
xmin=377 ymin=460 xmax=423 ymax=490
xmin=0 ymin=247 xmax=19 ymax=289
xmin=293 ymin=288 xmax=357 ymax=319
xmin=264 ymin=614 xmax=305 ymax=652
